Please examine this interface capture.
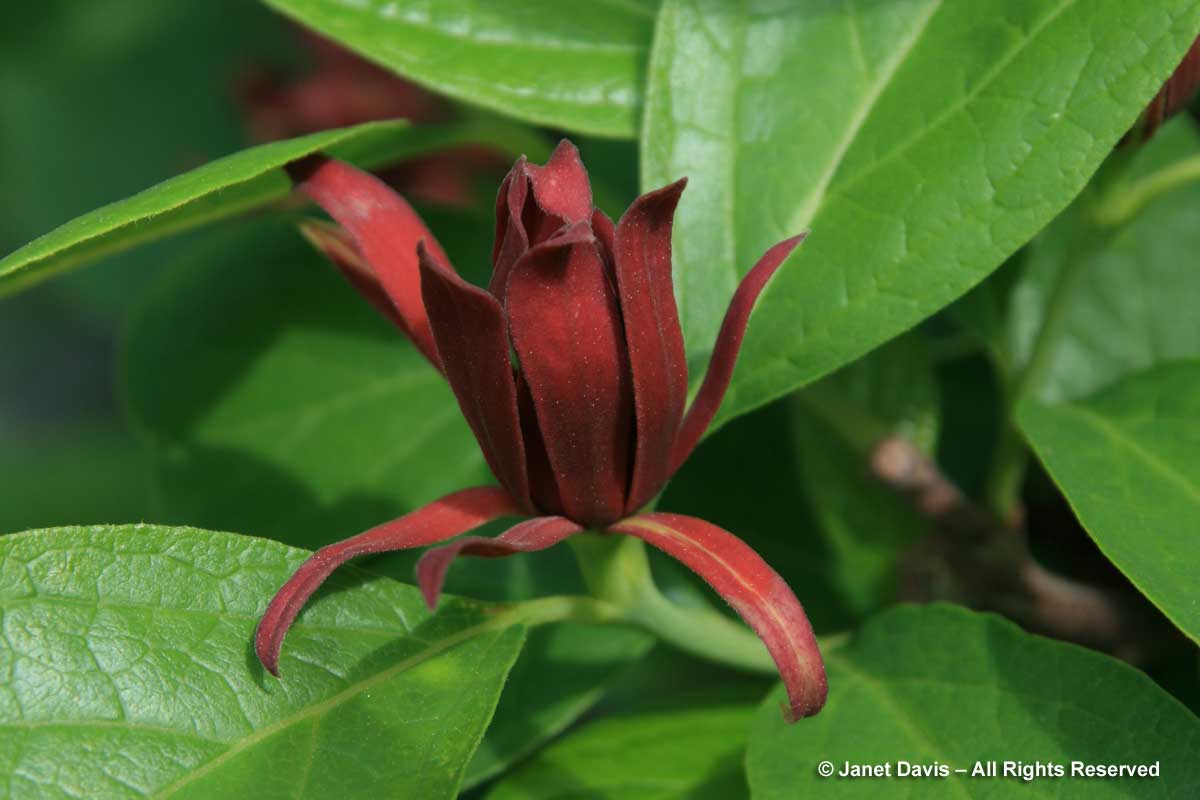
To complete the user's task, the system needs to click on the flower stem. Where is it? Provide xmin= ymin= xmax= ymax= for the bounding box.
xmin=1092 ymin=151 xmax=1200 ymax=227
xmin=568 ymin=533 xmax=779 ymax=674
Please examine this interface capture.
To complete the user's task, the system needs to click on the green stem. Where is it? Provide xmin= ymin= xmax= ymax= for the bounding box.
xmin=568 ymin=534 xmax=778 ymax=675
xmin=505 ymin=593 xmax=624 ymax=627
xmin=1093 ymin=151 xmax=1200 ymax=227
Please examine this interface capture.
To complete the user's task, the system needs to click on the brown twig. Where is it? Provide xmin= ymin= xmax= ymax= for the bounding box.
xmin=870 ymin=436 xmax=1169 ymax=664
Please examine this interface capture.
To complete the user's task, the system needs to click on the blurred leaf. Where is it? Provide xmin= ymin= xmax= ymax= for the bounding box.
xmin=1019 ymin=361 xmax=1200 ymax=644
xmin=259 ymin=0 xmax=660 ymax=138
xmin=0 ymin=424 xmax=150 ymax=534
xmin=464 ymin=624 xmax=653 ymax=788
xmin=488 ymin=706 xmax=754 ymax=799
xmin=642 ymin=0 xmax=1200 ymax=430
xmin=120 ymin=215 xmax=490 ymax=547
xmin=748 ymin=604 xmax=1200 ymax=799
xmin=0 ymin=0 xmax=297 ymax=317
xmin=1011 ymin=119 xmax=1200 ymax=402
xmin=0 ymin=119 xmax=546 ymax=298
xmin=0 ymin=525 xmax=525 ymax=799
xmin=664 ymin=336 xmax=936 ymax=633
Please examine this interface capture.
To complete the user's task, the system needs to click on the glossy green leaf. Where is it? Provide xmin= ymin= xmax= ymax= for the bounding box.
xmin=1010 ymin=120 xmax=1200 ymax=401
xmin=642 ymin=0 xmax=1200 ymax=429
xmin=1019 ymin=361 xmax=1200 ymax=644
xmin=260 ymin=0 xmax=660 ymax=138
xmin=489 ymin=706 xmax=754 ymax=799
xmin=0 ymin=119 xmax=545 ymax=297
xmin=120 ymin=217 xmax=653 ymax=779
xmin=0 ymin=525 xmax=526 ymax=799
xmin=664 ymin=336 xmax=936 ymax=633
xmin=748 ymin=604 xmax=1200 ymax=799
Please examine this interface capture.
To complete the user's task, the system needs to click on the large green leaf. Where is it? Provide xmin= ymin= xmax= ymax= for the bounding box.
xmin=0 ymin=119 xmax=544 ymax=297
xmin=663 ymin=335 xmax=936 ymax=633
xmin=1019 ymin=361 xmax=1200 ymax=644
xmin=748 ymin=604 xmax=1200 ymax=799
xmin=0 ymin=525 xmax=525 ymax=799
xmin=260 ymin=0 xmax=660 ymax=138
xmin=489 ymin=706 xmax=754 ymax=799
xmin=1010 ymin=120 xmax=1200 ymax=402
xmin=642 ymin=0 xmax=1200 ymax=429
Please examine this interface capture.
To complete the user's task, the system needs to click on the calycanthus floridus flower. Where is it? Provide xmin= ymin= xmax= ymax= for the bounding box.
xmin=256 ymin=140 xmax=827 ymax=720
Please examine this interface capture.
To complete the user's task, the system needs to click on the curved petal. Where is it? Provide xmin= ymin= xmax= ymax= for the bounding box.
xmin=490 ymin=156 xmax=531 ymax=301
xmin=298 ymin=220 xmax=406 ymax=330
xmin=609 ymin=512 xmax=826 ymax=720
xmin=286 ymin=154 xmax=450 ymax=368
xmin=506 ymin=224 xmax=633 ymax=526
xmin=613 ymin=179 xmax=689 ymax=512
xmin=416 ymin=516 xmax=582 ymax=609
xmin=419 ymin=245 xmax=533 ymax=510
xmin=255 ymin=486 xmax=521 ymax=676
xmin=670 ymin=234 xmax=807 ymax=474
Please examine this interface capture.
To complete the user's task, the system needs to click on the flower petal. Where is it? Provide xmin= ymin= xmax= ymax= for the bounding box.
xmin=297 ymin=220 xmax=406 ymax=330
xmin=506 ymin=223 xmax=634 ymax=526
xmin=255 ymin=486 xmax=521 ymax=676
xmin=490 ymin=156 xmax=531 ymax=301
xmin=670 ymin=234 xmax=807 ymax=474
xmin=418 ymin=245 xmax=533 ymax=510
xmin=286 ymin=154 xmax=450 ymax=368
xmin=609 ymin=512 xmax=827 ymax=720
xmin=523 ymin=139 xmax=593 ymax=224
xmin=416 ymin=516 xmax=582 ymax=609
xmin=613 ymin=179 xmax=689 ymax=512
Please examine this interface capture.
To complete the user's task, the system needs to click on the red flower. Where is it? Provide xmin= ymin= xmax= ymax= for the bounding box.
xmin=256 ymin=141 xmax=827 ymax=720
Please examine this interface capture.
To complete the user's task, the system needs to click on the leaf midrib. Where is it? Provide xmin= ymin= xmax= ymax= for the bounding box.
xmin=150 ymin=613 xmax=523 ymax=799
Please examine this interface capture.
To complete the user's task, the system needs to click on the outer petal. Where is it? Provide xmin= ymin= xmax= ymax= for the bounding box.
xmin=612 ymin=179 xmax=689 ymax=512
xmin=670 ymin=234 xmax=807 ymax=474
xmin=419 ymin=245 xmax=533 ymax=510
xmin=255 ymin=486 xmax=521 ymax=676
xmin=298 ymin=220 xmax=406 ymax=329
xmin=286 ymin=154 xmax=450 ymax=368
xmin=490 ymin=141 xmax=594 ymax=303
xmin=609 ymin=512 xmax=826 ymax=720
xmin=416 ymin=516 xmax=582 ymax=609
xmin=506 ymin=224 xmax=634 ymax=526
xmin=490 ymin=156 xmax=531 ymax=301
xmin=523 ymin=139 xmax=592 ymax=224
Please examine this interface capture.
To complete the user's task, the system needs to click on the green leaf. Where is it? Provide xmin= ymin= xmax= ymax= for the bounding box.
xmin=0 ymin=525 xmax=526 ymax=799
xmin=642 ymin=0 xmax=1200 ymax=429
xmin=259 ymin=0 xmax=660 ymax=138
xmin=747 ymin=604 xmax=1200 ymax=799
xmin=465 ymin=624 xmax=653 ymax=788
xmin=1019 ymin=361 xmax=1200 ymax=644
xmin=1011 ymin=119 xmax=1200 ymax=402
xmin=0 ymin=424 xmax=150 ymax=534
xmin=664 ymin=336 xmax=935 ymax=633
xmin=0 ymin=119 xmax=545 ymax=298
xmin=489 ymin=706 xmax=754 ymax=799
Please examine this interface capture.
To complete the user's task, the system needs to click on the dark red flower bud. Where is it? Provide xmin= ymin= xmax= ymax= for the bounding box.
xmin=257 ymin=141 xmax=826 ymax=720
